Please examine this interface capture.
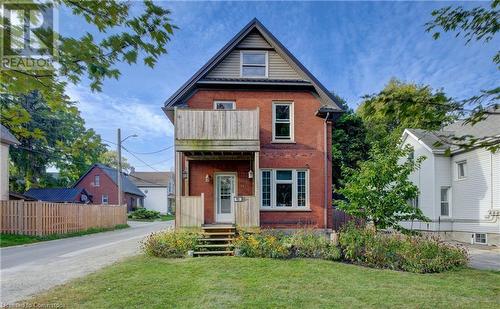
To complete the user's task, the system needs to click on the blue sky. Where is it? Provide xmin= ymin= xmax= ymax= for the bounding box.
xmin=60 ymin=1 xmax=499 ymax=172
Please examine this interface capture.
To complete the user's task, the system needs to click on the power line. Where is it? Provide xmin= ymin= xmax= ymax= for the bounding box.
xmin=121 ymin=145 xmax=160 ymax=172
xmin=102 ymin=138 xmax=174 ymax=155
xmin=126 ymin=145 xmax=174 ymax=155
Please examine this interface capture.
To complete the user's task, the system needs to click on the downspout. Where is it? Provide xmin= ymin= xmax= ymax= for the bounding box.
xmin=324 ymin=112 xmax=330 ymax=233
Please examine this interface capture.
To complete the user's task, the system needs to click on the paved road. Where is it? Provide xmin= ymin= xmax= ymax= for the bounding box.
xmin=0 ymin=220 xmax=172 ymax=305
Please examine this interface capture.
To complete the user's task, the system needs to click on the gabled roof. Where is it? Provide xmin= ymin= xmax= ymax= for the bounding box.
xmin=24 ymin=188 xmax=89 ymax=203
xmin=163 ymin=18 xmax=342 ymax=113
xmin=1 ymin=124 xmax=20 ymax=145
xmin=73 ymin=164 xmax=145 ymax=197
xmin=129 ymin=171 xmax=173 ymax=187
xmin=403 ymin=111 xmax=500 ymax=154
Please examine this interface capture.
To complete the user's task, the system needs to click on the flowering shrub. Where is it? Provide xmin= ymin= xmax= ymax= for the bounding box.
xmin=234 ymin=231 xmax=289 ymax=259
xmin=287 ymin=229 xmax=341 ymax=260
xmin=234 ymin=229 xmax=341 ymax=261
xmin=338 ymin=225 xmax=468 ymax=273
xmin=142 ymin=230 xmax=199 ymax=258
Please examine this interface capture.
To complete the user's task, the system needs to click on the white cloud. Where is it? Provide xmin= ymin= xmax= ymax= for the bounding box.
xmin=67 ymin=85 xmax=173 ymax=141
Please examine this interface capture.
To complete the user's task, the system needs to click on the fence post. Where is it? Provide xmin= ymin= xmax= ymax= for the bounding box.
xmin=35 ymin=202 xmax=42 ymax=236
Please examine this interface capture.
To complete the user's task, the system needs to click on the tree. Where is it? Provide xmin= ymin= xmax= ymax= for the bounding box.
xmin=337 ymin=139 xmax=428 ymax=233
xmin=357 ymin=79 xmax=458 ymax=143
xmin=99 ymin=150 xmax=133 ymax=173
xmin=330 ymin=94 xmax=370 ymax=190
xmin=0 ymin=92 xmax=106 ymax=192
xmin=1 ymin=0 xmax=177 ymax=109
xmin=423 ymin=1 xmax=499 ymax=149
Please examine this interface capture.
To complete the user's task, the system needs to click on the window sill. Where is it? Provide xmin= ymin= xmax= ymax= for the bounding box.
xmin=271 ymin=140 xmax=296 ymax=144
xmin=260 ymin=208 xmax=311 ymax=212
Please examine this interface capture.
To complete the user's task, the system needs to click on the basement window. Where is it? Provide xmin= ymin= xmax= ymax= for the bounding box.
xmin=474 ymin=233 xmax=487 ymax=244
xmin=241 ymin=51 xmax=267 ymax=77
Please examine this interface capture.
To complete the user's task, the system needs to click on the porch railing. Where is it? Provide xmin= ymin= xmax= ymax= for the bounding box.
xmin=177 ymin=194 xmax=204 ymax=228
xmin=235 ymin=195 xmax=260 ymax=228
xmin=175 ymin=109 xmax=260 ymax=152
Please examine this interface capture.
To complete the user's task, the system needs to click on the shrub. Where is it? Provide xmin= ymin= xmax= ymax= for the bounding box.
xmin=338 ymin=225 xmax=468 ymax=273
xmin=234 ymin=229 xmax=342 ymax=261
xmin=142 ymin=230 xmax=199 ymax=258
xmin=287 ymin=229 xmax=341 ymax=260
xmin=234 ymin=231 xmax=290 ymax=259
xmin=128 ymin=208 xmax=160 ymax=220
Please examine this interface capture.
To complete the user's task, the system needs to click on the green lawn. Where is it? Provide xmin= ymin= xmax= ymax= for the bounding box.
xmin=0 ymin=224 xmax=129 ymax=247
xmin=25 ymin=256 xmax=499 ymax=308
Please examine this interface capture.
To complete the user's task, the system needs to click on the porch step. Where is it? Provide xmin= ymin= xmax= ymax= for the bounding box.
xmin=202 ymin=224 xmax=235 ymax=229
xmin=196 ymin=244 xmax=233 ymax=248
xmin=202 ymin=232 xmax=235 ymax=236
xmin=198 ymin=238 xmax=233 ymax=242
xmin=194 ymin=250 xmax=234 ymax=256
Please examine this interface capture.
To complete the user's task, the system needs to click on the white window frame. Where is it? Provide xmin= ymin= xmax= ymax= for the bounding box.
xmin=213 ymin=100 xmax=235 ymax=110
xmin=102 ymin=194 xmax=109 ymax=205
xmin=260 ymin=169 xmax=309 ymax=209
xmin=94 ymin=175 xmax=100 ymax=187
xmin=272 ymin=102 xmax=294 ymax=142
xmin=456 ymin=160 xmax=467 ymax=180
xmin=440 ymin=186 xmax=451 ymax=217
xmin=240 ymin=50 xmax=268 ymax=78
xmin=474 ymin=233 xmax=487 ymax=245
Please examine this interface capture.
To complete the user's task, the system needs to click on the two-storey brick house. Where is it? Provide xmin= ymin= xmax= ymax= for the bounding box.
xmin=163 ymin=19 xmax=342 ymax=231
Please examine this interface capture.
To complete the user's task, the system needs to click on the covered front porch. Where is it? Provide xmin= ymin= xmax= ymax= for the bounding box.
xmin=173 ymin=108 xmax=261 ymax=229
xmin=175 ymin=151 xmax=260 ymax=228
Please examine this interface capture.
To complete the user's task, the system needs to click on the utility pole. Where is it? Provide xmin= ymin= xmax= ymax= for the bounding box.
xmin=117 ymin=128 xmax=122 ymax=206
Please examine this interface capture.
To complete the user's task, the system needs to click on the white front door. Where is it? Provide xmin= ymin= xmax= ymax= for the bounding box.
xmin=216 ymin=174 xmax=235 ymax=223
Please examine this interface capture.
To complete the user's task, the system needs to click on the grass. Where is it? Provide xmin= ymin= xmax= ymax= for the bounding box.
xmin=0 ymin=224 xmax=129 ymax=247
xmin=25 ymin=256 xmax=499 ymax=308
xmin=127 ymin=214 xmax=174 ymax=222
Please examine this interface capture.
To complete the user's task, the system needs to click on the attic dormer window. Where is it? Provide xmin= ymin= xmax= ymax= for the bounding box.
xmin=241 ymin=51 xmax=267 ymax=77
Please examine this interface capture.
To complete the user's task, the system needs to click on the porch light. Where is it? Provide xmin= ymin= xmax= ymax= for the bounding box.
xmin=182 ymin=169 xmax=188 ymax=179
xmin=248 ymin=170 xmax=254 ymax=179
xmin=205 ymin=174 xmax=211 ymax=183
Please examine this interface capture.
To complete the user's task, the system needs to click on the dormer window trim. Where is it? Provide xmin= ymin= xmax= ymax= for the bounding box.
xmin=240 ymin=50 xmax=268 ymax=78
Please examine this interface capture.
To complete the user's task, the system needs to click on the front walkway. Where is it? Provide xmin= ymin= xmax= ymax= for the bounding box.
xmin=0 ymin=220 xmax=172 ymax=305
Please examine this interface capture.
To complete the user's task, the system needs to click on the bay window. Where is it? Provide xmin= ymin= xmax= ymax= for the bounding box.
xmin=260 ymin=169 xmax=309 ymax=209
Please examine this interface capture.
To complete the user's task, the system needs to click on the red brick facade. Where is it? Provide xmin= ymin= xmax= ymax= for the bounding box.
xmin=74 ymin=166 xmax=141 ymax=211
xmin=183 ymin=90 xmax=333 ymax=229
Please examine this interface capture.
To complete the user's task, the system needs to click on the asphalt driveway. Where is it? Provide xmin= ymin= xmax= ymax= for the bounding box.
xmin=0 ymin=220 xmax=172 ymax=305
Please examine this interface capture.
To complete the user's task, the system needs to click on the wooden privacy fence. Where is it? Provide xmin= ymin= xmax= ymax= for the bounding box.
xmin=177 ymin=194 xmax=204 ymax=228
xmin=235 ymin=196 xmax=259 ymax=228
xmin=0 ymin=200 xmax=127 ymax=236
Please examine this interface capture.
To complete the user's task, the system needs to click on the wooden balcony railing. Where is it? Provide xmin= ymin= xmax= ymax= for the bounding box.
xmin=175 ymin=108 xmax=260 ymax=152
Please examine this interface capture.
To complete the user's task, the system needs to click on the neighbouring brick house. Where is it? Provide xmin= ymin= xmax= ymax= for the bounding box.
xmin=163 ymin=19 xmax=342 ymax=231
xmin=73 ymin=164 xmax=145 ymax=211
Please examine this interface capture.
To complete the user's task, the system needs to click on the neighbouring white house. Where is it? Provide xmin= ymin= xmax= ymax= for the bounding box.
xmin=401 ymin=112 xmax=500 ymax=246
xmin=1 ymin=124 xmax=20 ymax=201
xmin=129 ymin=170 xmax=175 ymax=214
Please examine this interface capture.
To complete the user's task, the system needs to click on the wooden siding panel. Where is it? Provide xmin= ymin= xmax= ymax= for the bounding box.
xmin=178 ymin=194 xmax=204 ymax=227
xmin=237 ymin=33 xmax=271 ymax=49
xmin=206 ymin=30 xmax=304 ymax=81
